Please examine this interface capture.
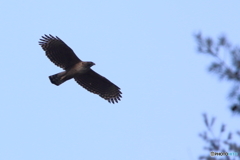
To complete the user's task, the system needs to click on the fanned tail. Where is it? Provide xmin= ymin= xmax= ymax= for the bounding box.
xmin=49 ymin=71 xmax=67 ymax=86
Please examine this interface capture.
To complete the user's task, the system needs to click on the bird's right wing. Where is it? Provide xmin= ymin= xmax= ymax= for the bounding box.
xmin=39 ymin=34 xmax=81 ymax=70
xmin=74 ymin=69 xmax=122 ymax=104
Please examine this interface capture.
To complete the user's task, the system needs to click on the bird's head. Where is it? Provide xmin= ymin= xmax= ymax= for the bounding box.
xmin=84 ymin=61 xmax=95 ymax=68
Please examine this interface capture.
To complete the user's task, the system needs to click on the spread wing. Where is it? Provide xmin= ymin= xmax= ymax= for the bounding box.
xmin=74 ymin=70 xmax=122 ymax=104
xmin=39 ymin=34 xmax=81 ymax=70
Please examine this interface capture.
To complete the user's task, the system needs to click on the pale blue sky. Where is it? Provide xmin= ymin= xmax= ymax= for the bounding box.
xmin=0 ymin=1 xmax=239 ymax=160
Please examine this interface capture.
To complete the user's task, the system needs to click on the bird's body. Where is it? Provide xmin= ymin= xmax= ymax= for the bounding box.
xmin=49 ymin=61 xmax=95 ymax=86
xmin=39 ymin=34 xmax=122 ymax=103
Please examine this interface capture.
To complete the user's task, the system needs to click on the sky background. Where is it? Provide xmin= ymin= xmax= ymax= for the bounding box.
xmin=0 ymin=1 xmax=240 ymax=160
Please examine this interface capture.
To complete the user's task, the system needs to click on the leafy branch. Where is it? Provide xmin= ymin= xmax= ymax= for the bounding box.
xmin=195 ymin=33 xmax=240 ymax=114
xmin=199 ymin=113 xmax=240 ymax=160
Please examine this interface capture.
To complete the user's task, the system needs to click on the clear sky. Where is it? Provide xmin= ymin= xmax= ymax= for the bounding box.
xmin=0 ymin=1 xmax=239 ymax=160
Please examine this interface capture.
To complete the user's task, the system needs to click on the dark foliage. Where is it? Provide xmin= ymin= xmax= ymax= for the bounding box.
xmin=199 ymin=113 xmax=240 ymax=160
xmin=195 ymin=33 xmax=240 ymax=114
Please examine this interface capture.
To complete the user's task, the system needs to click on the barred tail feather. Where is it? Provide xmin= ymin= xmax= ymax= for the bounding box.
xmin=49 ymin=72 xmax=67 ymax=86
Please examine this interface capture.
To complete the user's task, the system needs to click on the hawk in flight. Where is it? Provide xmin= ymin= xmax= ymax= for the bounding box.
xmin=39 ymin=34 xmax=122 ymax=103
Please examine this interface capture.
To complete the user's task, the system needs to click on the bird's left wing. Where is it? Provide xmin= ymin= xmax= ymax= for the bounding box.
xmin=39 ymin=34 xmax=81 ymax=70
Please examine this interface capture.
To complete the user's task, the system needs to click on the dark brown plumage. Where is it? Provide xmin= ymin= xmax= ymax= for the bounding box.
xmin=39 ymin=34 xmax=122 ymax=103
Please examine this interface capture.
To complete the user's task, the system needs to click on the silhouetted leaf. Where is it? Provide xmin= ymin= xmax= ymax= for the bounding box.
xmin=210 ymin=117 xmax=215 ymax=127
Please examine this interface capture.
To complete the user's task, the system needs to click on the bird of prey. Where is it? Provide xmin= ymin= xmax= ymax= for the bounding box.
xmin=39 ymin=34 xmax=122 ymax=103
